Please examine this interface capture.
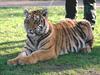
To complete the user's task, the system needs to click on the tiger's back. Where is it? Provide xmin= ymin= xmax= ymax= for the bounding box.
xmin=53 ymin=19 xmax=93 ymax=55
xmin=7 ymin=9 xmax=94 ymax=65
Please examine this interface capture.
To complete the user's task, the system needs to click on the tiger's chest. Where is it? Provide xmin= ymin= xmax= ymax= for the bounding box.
xmin=26 ymin=34 xmax=41 ymax=51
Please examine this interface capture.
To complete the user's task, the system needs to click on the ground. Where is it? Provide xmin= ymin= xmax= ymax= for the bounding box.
xmin=0 ymin=7 xmax=100 ymax=75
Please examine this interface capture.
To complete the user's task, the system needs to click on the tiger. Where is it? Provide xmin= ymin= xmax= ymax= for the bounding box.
xmin=7 ymin=9 xmax=94 ymax=65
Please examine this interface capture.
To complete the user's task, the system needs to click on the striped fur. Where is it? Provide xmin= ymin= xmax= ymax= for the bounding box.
xmin=7 ymin=9 xmax=94 ymax=65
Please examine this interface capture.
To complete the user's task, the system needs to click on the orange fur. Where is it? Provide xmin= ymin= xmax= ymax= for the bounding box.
xmin=7 ymin=10 xmax=93 ymax=65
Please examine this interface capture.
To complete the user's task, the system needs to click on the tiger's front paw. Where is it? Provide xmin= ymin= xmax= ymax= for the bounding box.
xmin=7 ymin=59 xmax=18 ymax=65
xmin=18 ymin=57 xmax=37 ymax=65
xmin=18 ymin=57 xmax=29 ymax=65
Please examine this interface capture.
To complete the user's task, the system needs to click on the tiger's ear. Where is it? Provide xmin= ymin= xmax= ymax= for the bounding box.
xmin=24 ymin=9 xmax=29 ymax=17
xmin=41 ymin=9 xmax=48 ymax=17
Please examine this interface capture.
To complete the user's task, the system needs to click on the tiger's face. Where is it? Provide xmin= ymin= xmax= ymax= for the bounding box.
xmin=24 ymin=9 xmax=48 ymax=36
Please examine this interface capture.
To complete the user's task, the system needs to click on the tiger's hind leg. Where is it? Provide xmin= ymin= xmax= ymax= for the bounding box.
xmin=80 ymin=38 xmax=94 ymax=53
xmin=78 ymin=20 xmax=94 ymax=53
xmin=79 ymin=44 xmax=91 ymax=53
xmin=87 ymin=38 xmax=94 ymax=50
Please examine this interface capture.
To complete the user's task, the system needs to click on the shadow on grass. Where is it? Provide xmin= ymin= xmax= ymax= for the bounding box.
xmin=0 ymin=40 xmax=26 ymax=51
xmin=0 ymin=40 xmax=25 ymax=45
xmin=0 ymin=44 xmax=100 ymax=74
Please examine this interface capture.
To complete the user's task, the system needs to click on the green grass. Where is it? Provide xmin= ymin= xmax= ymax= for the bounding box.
xmin=0 ymin=7 xmax=100 ymax=75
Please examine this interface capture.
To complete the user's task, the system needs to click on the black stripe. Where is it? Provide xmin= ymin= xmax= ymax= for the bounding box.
xmin=79 ymin=40 xmax=83 ymax=48
xmin=72 ymin=27 xmax=84 ymax=49
xmin=76 ymin=25 xmax=86 ymax=48
xmin=62 ymin=24 xmax=71 ymax=52
xmin=40 ymin=44 xmax=53 ymax=50
xmin=60 ymin=25 xmax=64 ymax=51
xmin=36 ymin=29 xmax=51 ymax=47
xmin=61 ymin=24 xmax=67 ymax=53
xmin=24 ymin=47 xmax=33 ymax=55
xmin=24 ymin=47 xmax=33 ymax=52
xmin=73 ymin=47 xmax=76 ymax=53
xmin=26 ymin=42 xmax=33 ymax=49
xmin=40 ymin=40 xmax=50 ymax=47
xmin=85 ymin=39 xmax=93 ymax=44
xmin=76 ymin=23 xmax=86 ymax=40
xmin=27 ymin=35 xmax=34 ymax=46
xmin=71 ymin=28 xmax=79 ymax=47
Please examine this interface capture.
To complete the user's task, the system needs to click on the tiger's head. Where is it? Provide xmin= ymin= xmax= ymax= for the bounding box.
xmin=24 ymin=9 xmax=49 ymax=36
